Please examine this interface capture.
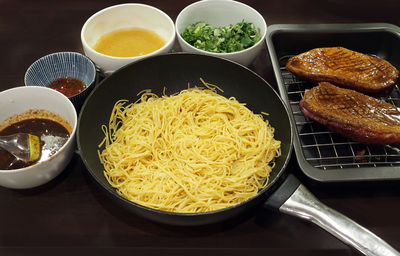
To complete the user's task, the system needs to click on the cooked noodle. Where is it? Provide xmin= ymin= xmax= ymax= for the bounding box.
xmin=98 ymin=81 xmax=281 ymax=213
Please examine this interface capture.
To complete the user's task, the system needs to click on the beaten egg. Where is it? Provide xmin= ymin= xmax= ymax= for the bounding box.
xmin=93 ymin=27 xmax=166 ymax=57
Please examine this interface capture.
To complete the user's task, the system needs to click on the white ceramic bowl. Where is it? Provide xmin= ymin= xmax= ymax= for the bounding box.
xmin=0 ymin=86 xmax=77 ymax=189
xmin=81 ymin=3 xmax=176 ymax=75
xmin=175 ymin=0 xmax=267 ymax=66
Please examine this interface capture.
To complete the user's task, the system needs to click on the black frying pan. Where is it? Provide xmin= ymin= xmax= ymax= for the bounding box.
xmin=77 ymin=53 xmax=398 ymax=256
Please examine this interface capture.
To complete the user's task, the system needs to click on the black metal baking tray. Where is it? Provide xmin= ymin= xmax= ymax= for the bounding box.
xmin=265 ymin=23 xmax=400 ymax=183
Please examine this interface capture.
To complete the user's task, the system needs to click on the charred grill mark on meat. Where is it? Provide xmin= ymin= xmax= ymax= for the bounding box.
xmin=299 ymin=82 xmax=400 ymax=145
xmin=286 ymin=47 xmax=399 ymax=95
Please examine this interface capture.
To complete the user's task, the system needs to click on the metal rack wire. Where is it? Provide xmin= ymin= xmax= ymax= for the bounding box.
xmin=279 ymin=55 xmax=400 ymax=171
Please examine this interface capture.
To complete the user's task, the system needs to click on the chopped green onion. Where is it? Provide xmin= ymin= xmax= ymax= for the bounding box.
xmin=181 ymin=21 xmax=261 ymax=53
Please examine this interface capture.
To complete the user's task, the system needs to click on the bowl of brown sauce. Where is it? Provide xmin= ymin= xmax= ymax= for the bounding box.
xmin=24 ymin=52 xmax=96 ymax=110
xmin=0 ymin=86 xmax=77 ymax=189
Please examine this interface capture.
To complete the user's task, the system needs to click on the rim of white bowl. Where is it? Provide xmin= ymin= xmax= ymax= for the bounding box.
xmin=0 ymin=86 xmax=78 ymax=173
xmin=24 ymin=51 xmax=96 ymax=98
xmin=81 ymin=3 xmax=176 ymax=60
xmin=175 ymin=0 xmax=267 ymax=56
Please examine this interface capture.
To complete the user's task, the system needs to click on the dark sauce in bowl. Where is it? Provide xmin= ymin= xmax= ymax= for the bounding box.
xmin=48 ymin=77 xmax=87 ymax=97
xmin=0 ymin=118 xmax=70 ymax=170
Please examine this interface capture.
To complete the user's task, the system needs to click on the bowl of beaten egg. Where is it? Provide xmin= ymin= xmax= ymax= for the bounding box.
xmin=0 ymin=86 xmax=77 ymax=189
xmin=81 ymin=3 xmax=176 ymax=75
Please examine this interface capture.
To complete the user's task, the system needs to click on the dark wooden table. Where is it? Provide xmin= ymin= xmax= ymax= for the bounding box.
xmin=1 ymin=1 xmax=400 ymax=255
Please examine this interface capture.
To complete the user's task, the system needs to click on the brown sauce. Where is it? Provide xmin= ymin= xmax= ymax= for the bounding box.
xmin=0 ymin=118 xmax=70 ymax=170
xmin=48 ymin=77 xmax=87 ymax=97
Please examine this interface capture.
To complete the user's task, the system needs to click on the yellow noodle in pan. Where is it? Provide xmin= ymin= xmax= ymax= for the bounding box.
xmin=98 ymin=81 xmax=281 ymax=213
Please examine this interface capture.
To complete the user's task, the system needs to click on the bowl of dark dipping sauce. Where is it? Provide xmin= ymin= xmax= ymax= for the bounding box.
xmin=0 ymin=86 xmax=77 ymax=189
xmin=24 ymin=52 xmax=96 ymax=110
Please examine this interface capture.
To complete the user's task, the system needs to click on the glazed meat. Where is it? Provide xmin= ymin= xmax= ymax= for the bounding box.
xmin=286 ymin=47 xmax=399 ymax=95
xmin=300 ymin=82 xmax=400 ymax=145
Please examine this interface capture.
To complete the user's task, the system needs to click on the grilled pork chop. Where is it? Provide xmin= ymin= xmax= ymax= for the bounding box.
xmin=287 ymin=47 xmax=399 ymax=95
xmin=300 ymin=82 xmax=400 ymax=145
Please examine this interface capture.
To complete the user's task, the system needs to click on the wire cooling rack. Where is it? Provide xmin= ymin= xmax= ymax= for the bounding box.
xmin=279 ymin=55 xmax=400 ymax=171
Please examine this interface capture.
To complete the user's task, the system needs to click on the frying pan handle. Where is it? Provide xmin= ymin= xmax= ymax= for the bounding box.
xmin=267 ymin=174 xmax=399 ymax=256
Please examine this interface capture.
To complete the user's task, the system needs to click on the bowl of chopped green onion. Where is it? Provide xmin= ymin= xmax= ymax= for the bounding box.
xmin=175 ymin=0 xmax=267 ymax=66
